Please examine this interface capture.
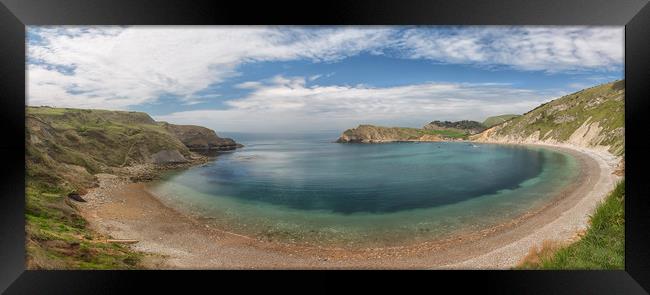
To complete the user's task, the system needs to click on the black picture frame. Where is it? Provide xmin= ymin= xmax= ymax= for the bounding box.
xmin=1 ymin=0 xmax=649 ymax=293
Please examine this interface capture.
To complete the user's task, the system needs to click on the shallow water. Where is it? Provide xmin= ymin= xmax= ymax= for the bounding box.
xmin=148 ymin=132 xmax=579 ymax=247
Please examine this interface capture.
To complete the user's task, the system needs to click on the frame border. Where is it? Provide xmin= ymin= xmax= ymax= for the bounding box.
xmin=1 ymin=0 xmax=649 ymax=293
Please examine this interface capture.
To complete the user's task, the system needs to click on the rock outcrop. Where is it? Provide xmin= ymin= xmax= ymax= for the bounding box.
xmin=25 ymin=107 xmax=243 ymax=270
xmin=336 ymin=119 xmax=487 ymax=143
xmin=150 ymin=149 xmax=189 ymax=164
xmin=422 ymin=120 xmax=485 ymax=135
xmin=336 ymin=125 xmax=447 ymax=143
xmin=26 ymin=107 xmax=241 ymax=190
xmin=160 ymin=123 xmax=242 ymax=151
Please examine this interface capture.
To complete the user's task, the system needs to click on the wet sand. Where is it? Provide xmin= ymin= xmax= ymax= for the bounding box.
xmin=77 ymin=144 xmax=621 ymax=269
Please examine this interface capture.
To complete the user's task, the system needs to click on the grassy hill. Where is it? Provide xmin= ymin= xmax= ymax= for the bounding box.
xmin=25 ymin=106 xmax=239 ymax=269
xmin=422 ymin=120 xmax=486 ymax=134
xmin=336 ymin=124 xmax=468 ymax=143
xmin=517 ymin=181 xmax=624 ymax=269
xmin=27 ymin=107 xmax=196 ymax=190
xmin=473 ymin=80 xmax=624 ymax=156
xmin=482 ymin=114 xmax=520 ymax=128
xmin=26 ymin=182 xmax=145 ymax=269
xmin=336 ymin=119 xmax=488 ymax=143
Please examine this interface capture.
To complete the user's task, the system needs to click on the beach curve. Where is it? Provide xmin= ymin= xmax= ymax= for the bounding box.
xmin=76 ymin=143 xmax=622 ymax=269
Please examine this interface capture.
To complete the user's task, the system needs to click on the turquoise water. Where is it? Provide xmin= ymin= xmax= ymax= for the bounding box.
xmin=148 ymin=133 xmax=579 ymax=247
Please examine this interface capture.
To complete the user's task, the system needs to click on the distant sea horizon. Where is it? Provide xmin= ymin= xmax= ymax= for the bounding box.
xmin=219 ymin=130 xmax=343 ymax=143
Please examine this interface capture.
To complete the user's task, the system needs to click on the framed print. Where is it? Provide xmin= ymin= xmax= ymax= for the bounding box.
xmin=1 ymin=0 xmax=649 ymax=293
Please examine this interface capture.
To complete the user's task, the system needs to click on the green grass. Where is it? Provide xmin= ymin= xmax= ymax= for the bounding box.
xmin=26 ymin=181 xmax=146 ymax=269
xmin=25 ymin=106 xmax=220 ymax=269
xmin=483 ymin=114 xmax=520 ymax=128
xmin=517 ymin=181 xmax=624 ymax=269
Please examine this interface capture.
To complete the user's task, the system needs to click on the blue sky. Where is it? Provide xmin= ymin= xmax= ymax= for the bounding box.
xmin=27 ymin=26 xmax=623 ymax=132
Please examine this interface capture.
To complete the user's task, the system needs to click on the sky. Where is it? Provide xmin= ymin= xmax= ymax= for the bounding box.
xmin=27 ymin=26 xmax=624 ymax=133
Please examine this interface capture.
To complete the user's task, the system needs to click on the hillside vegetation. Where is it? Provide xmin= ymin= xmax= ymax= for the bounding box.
xmin=482 ymin=114 xmax=520 ymax=128
xmin=336 ymin=120 xmax=485 ymax=143
xmin=473 ymin=80 xmax=624 ymax=156
xmin=336 ymin=124 xmax=468 ymax=143
xmin=25 ymin=106 xmax=239 ymax=269
xmin=26 ymin=182 xmax=146 ymax=269
xmin=518 ymin=181 xmax=624 ymax=269
xmin=423 ymin=120 xmax=485 ymax=134
xmin=27 ymin=107 xmax=194 ymax=190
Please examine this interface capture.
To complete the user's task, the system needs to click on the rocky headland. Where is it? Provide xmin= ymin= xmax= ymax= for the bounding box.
xmin=160 ymin=122 xmax=243 ymax=151
xmin=423 ymin=120 xmax=486 ymax=134
xmin=336 ymin=120 xmax=483 ymax=143
xmin=26 ymin=106 xmax=242 ymax=189
xmin=337 ymin=80 xmax=624 ymax=163
xmin=25 ymin=106 xmax=243 ymax=269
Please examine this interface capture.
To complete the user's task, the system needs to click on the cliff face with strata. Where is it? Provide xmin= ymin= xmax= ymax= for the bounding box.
xmin=471 ymin=80 xmax=624 ymax=157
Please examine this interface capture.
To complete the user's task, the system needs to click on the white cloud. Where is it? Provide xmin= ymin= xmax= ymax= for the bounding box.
xmin=398 ymin=26 xmax=623 ymax=72
xmin=27 ymin=26 xmax=622 ymax=110
xmin=155 ymin=76 xmax=557 ymax=133
xmin=27 ymin=26 xmax=393 ymax=108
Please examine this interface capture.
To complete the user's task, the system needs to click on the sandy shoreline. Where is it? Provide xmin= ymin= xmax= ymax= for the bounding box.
xmin=440 ymin=143 xmax=622 ymax=269
xmin=77 ymin=143 xmax=622 ymax=269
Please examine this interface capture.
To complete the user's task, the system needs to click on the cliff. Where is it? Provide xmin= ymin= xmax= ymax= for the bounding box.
xmin=336 ymin=120 xmax=482 ymax=143
xmin=336 ymin=125 xmax=437 ymax=143
xmin=160 ymin=122 xmax=242 ymax=151
xmin=471 ymin=80 xmax=624 ymax=157
xmin=26 ymin=106 xmax=241 ymax=190
xmin=25 ymin=106 xmax=244 ymax=269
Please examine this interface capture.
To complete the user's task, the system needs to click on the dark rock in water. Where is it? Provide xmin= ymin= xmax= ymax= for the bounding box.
xmin=68 ymin=193 xmax=86 ymax=202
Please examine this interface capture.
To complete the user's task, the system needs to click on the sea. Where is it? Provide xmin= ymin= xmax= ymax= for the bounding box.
xmin=147 ymin=131 xmax=579 ymax=247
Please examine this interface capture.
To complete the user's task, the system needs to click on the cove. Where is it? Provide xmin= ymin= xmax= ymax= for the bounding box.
xmin=147 ymin=134 xmax=580 ymax=247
